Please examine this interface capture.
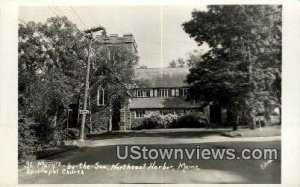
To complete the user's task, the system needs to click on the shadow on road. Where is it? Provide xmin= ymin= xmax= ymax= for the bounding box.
xmin=87 ymin=129 xmax=229 ymax=140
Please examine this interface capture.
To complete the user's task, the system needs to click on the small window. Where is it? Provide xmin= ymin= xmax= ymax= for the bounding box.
xmin=179 ymin=88 xmax=189 ymax=96
xmin=135 ymin=110 xmax=145 ymax=118
xmin=136 ymin=90 xmax=142 ymax=97
xmin=97 ymin=86 xmax=105 ymax=106
xmin=136 ymin=89 xmax=150 ymax=97
xmin=175 ymin=88 xmax=179 ymax=96
xmin=159 ymin=89 xmax=169 ymax=97
xmin=171 ymin=89 xmax=175 ymax=97
xmin=154 ymin=89 xmax=158 ymax=97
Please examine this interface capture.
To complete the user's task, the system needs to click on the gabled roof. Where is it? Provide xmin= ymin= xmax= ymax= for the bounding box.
xmin=135 ymin=67 xmax=190 ymax=88
xmin=129 ymin=97 xmax=201 ymax=109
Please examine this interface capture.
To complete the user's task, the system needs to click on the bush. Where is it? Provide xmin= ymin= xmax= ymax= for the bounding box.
xmin=134 ymin=112 xmax=178 ymax=130
xmin=135 ymin=112 xmax=208 ymax=130
xmin=18 ymin=114 xmax=38 ymax=161
xmin=169 ymin=113 xmax=207 ymax=128
xmin=64 ymin=128 xmax=80 ymax=140
xmin=162 ymin=113 xmax=178 ymax=128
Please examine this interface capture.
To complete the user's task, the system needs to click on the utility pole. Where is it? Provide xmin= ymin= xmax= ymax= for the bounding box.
xmin=79 ymin=37 xmax=92 ymax=141
xmin=79 ymin=26 xmax=105 ymax=141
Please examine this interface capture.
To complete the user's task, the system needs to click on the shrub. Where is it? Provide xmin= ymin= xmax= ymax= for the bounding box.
xmin=169 ymin=112 xmax=207 ymax=128
xmin=18 ymin=114 xmax=38 ymax=161
xmin=135 ymin=112 xmax=208 ymax=130
xmin=140 ymin=112 xmax=163 ymax=129
xmin=135 ymin=112 xmax=178 ymax=130
xmin=64 ymin=128 xmax=80 ymax=140
xmin=161 ymin=113 xmax=178 ymax=128
xmin=32 ymin=120 xmax=55 ymax=148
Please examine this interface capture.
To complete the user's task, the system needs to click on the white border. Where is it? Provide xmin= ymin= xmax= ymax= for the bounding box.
xmin=1 ymin=0 xmax=300 ymax=186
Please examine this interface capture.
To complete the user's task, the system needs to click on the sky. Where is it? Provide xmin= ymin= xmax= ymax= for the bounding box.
xmin=19 ymin=6 xmax=207 ymax=68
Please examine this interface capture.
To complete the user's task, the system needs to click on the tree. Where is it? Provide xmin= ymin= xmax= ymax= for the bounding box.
xmin=168 ymin=60 xmax=177 ymax=68
xmin=168 ymin=58 xmax=187 ymax=68
xmin=177 ymin=58 xmax=185 ymax=67
xmin=186 ymin=49 xmax=205 ymax=67
xmin=183 ymin=5 xmax=281 ymax=129
xmin=18 ymin=16 xmax=87 ymax=149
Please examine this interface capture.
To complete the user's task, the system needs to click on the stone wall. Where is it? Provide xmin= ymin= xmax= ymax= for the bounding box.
xmin=90 ymin=107 xmax=110 ymax=131
xmin=119 ymin=104 xmax=131 ymax=130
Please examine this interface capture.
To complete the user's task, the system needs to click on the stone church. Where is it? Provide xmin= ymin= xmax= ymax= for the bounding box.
xmin=68 ymin=33 xmax=226 ymax=131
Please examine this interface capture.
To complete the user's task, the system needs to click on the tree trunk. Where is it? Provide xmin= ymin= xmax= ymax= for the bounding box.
xmin=250 ymin=113 xmax=256 ymax=129
xmin=233 ymin=115 xmax=238 ymax=131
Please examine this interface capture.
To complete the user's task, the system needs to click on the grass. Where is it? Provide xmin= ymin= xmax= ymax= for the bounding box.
xmin=223 ymin=125 xmax=281 ymax=138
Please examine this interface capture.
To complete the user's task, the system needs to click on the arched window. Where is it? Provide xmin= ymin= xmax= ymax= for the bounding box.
xmin=97 ymin=86 xmax=105 ymax=106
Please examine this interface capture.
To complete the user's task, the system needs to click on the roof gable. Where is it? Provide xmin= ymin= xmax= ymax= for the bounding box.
xmin=129 ymin=97 xmax=201 ymax=109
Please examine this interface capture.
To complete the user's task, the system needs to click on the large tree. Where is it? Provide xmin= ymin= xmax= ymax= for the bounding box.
xmin=183 ymin=5 xmax=281 ymax=129
xmin=18 ymin=16 xmax=87 ymax=150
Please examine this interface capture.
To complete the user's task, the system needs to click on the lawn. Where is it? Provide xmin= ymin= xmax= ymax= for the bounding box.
xmin=222 ymin=125 xmax=281 ymax=138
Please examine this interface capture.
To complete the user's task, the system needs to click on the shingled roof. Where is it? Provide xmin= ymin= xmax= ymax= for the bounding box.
xmin=134 ymin=67 xmax=190 ymax=88
xmin=129 ymin=97 xmax=201 ymax=109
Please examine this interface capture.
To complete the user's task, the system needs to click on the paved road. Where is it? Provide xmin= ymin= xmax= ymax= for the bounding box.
xmin=19 ymin=129 xmax=281 ymax=184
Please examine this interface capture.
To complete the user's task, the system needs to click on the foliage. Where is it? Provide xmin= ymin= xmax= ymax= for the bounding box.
xmin=182 ymin=5 xmax=282 ymax=128
xmin=170 ymin=112 xmax=207 ymax=128
xmin=18 ymin=16 xmax=87 ymax=151
xmin=135 ymin=112 xmax=208 ymax=130
xmin=18 ymin=112 xmax=38 ymax=161
xmin=168 ymin=57 xmax=186 ymax=68
xmin=64 ymin=128 xmax=80 ymax=140
xmin=185 ymin=49 xmax=205 ymax=67
xmin=136 ymin=112 xmax=178 ymax=129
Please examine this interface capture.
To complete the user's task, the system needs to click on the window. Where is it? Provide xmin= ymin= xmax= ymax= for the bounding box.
xmin=136 ymin=89 xmax=150 ymax=97
xmin=179 ymin=88 xmax=189 ymax=96
xmin=153 ymin=89 xmax=158 ymax=97
xmin=135 ymin=110 xmax=145 ymax=118
xmin=97 ymin=86 xmax=105 ymax=106
xmin=136 ymin=90 xmax=143 ymax=97
xmin=159 ymin=89 xmax=169 ymax=97
xmin=175 ymin=88 xmax=179 ymax=96
xmin=171 ymin=89 xmax=175 ymax=96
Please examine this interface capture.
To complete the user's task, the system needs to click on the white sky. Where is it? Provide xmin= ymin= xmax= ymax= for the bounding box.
xmin=19 ymin=6 xmax=207 ymax=68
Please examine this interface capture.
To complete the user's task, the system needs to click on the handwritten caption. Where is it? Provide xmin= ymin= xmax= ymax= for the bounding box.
xmin=24 ymin=161 xmax=201 ymax=176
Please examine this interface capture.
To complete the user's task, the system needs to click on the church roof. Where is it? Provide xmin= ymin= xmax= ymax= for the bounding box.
xmin=129 ymin=97 xmax=202 ymax=109
xmin=134 ymin=67 xmax=190 ymax=88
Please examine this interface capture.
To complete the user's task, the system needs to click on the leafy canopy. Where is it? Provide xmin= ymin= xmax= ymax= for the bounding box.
xmin=182 ymin=5 xmax=281 ymax=124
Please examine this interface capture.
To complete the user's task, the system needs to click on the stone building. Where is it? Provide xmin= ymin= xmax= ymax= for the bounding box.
xmin=90 ymin=33 xmax=226 ymax=131
xmin=118 ymin=67 xmax=227 ymax=130
xmin=124 ymin=68 xmax=201 ymax=129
